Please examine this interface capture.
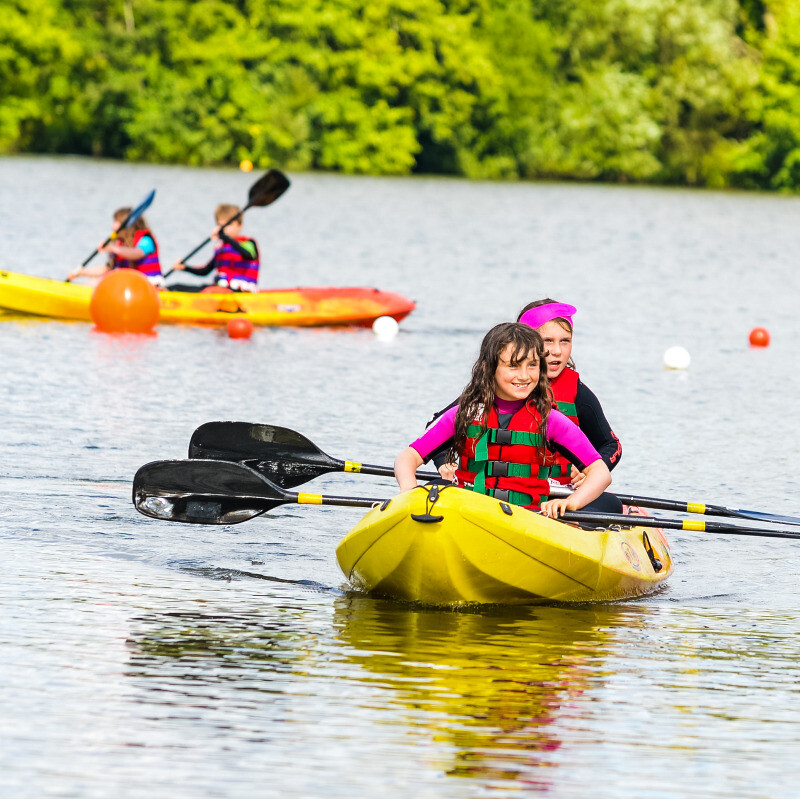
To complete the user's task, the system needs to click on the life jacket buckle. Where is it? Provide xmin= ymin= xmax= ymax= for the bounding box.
xmin=488 ymin=460 xmax=510 ymax=477
xmin=493 ymin=429 xmax=514 ymax=446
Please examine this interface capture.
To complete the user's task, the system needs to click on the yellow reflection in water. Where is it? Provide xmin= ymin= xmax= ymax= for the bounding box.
xmin=334 ymin=596 xmax=626 ymax=789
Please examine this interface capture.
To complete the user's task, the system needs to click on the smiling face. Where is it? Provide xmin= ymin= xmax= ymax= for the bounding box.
xmin=538 ymin=320 xmax=573 ymax=379
xmin=494 ymin=343 xmax=540 ymax=402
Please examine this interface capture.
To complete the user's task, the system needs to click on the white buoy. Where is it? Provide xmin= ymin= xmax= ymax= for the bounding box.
xmin=372 ymin=315 xmax=399 ymax=340
xmin=663 ymin=346 xmax=691 ymax=370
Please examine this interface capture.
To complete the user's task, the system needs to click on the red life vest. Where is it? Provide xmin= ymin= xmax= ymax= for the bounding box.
xmin=545 ymin=367 xmax=580 ymax=484
xmin=454 ymin=403 xmax=552 ymax=510
xmin=215 ymin=237 xmax=260 ymax=289
xmin=113 ymin=229 xmax=162 ymax=280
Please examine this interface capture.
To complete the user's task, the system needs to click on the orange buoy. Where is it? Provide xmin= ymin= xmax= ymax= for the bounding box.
xmin=227 ymin=317 xmax=254 ymax=339
xmin=749 ymin=327 xmax=770 ymax=347
xmin=90 ymin=269 xmax=159 ymax=334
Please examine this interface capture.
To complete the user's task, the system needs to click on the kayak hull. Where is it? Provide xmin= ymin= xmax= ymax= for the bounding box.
xmin=0 ymin=270 xmax=415 ymax=327
xmin=336 ymin=486 xmax=673 ymax=606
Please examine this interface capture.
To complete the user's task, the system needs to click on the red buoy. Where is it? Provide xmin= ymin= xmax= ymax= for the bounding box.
xmin=227 ymin=317 xmax=254 ymax=339
xmin=749 ymin=327 xmax=770 ymax=347
xmin=90 ymin=269 xmax=159 ymax=334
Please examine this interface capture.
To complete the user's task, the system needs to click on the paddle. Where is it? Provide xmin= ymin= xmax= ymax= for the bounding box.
xmin=559 ymin=511 xmax=800 ymax=541
xmin=133 ymin=459 xmax=384 ymax=525
xmin=188 ymin=421 xmax=800 ymax=528
xmin=585 ymin=491 xmax=800 ymax=527
xmin=133 ymin=458 xmax=800 ymax=540
xmin=76 ymin=189 xmax=156 ymax=270
xmin=187 ymin=421 xmax=441 ymax=488
xmin=163 ymin=169 xmax=290 ymax=278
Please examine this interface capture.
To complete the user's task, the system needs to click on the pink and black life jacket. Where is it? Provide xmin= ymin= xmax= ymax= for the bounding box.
xmin=113 ymin=229 xmax=162 ymax=281
xmin=215 ymin=237 xmax=260 ymax=289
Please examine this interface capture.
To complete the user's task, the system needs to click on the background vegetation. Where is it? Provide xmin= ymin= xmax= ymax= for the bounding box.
xmin=3 ymin=0 xmax=800 ymax=189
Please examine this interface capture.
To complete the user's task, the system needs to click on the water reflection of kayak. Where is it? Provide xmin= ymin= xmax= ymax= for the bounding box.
xmin=0 ymin=270 xmax=415 ymax=327
xmin=336 ymin=485 xmax=673 ymax=605
xmin=333 ymin=595 xmax=624 ymax=787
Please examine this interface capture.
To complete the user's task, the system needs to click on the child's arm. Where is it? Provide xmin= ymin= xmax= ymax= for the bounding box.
xmin=100 ymin=242 xmax=145 ymax=261
xmin=394 ymin=447 xmax=425 ymax=492
xmin=540 ymin=460 xmax=611 ymax=518
xmin=67 ymin=262 xmax=110 ymax=281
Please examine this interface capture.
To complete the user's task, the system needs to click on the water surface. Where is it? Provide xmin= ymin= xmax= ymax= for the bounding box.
xmin=1 ymin=156 xmax=800 ymax=797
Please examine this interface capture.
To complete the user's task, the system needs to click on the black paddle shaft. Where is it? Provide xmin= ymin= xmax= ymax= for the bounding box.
xmin=561 ymin=511 xmax=800 ymax=540
xmin=176 ymin=170 xmax=290 ymax=266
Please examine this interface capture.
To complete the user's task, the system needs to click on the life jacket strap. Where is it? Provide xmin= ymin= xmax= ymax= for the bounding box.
xmin=464 ymin=482 xmax=545 ymax=507
xmin=468 ymin=426 xmax=543 ymax=461
xmin=467 ymin=459 xmax=550 ymax=480
xmin=556 ymin=400 xmax=577 ymax=416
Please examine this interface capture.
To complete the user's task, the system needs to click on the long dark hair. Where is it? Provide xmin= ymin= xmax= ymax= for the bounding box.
xmin=517 ymin=297 xmax=576 ymax=370
xmin=450 ymin=322 xmax=551 ymax=463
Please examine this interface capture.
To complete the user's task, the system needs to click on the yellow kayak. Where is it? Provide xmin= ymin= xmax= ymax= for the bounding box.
xmin=0 ymin=270 xmax=415 ymax=327
xmin=336 ymin=485 xmax=673 ymax=605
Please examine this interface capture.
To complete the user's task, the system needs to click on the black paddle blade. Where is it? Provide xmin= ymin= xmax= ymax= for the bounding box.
xmin=248 ymin=170 xmax=290 ymax=207
xmin=133 ymin=459 xmax=285 ymax=525
xmin=189 ymin=422 xmax=340 ymax=489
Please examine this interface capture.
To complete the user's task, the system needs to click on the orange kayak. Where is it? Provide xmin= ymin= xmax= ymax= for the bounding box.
xmin=0 ymin=270 xmax=415 ymax=327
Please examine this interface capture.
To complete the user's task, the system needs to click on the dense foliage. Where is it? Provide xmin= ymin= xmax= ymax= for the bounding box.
xmin=2 ymin=0 xmax=800 ymax=188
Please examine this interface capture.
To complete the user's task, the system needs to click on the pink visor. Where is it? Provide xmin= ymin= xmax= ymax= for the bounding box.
xmin=518 ymin=302 xmax=577 ymax=330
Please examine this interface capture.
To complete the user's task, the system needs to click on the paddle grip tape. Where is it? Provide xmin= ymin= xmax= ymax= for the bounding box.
xmin=344 ymin=461 xmax=362 ymax=473
xmin=682 ymin=520 xmax=706 ymax=531
xmin=686 ymin=502 xmax=706 ymax=514
xmin=297 ymin=493 xmax=323 ymax=505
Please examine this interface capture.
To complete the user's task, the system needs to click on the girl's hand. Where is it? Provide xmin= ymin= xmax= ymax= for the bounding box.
xmin=66 ymin=267 xmax=83 ymax=281
xmin=569 ymin=466 xmax=586 ymax=487
xmin=172 ymin=260 xmax=186 ymax=271
xmin=438 ymin=462 xmax=457 ymax=483
xmin=540 ymin=497 xmax=574 ymax=518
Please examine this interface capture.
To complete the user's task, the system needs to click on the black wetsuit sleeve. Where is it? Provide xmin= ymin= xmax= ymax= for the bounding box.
xmin=427 ymin=397 xmax=459 ymax=469
xmin=574 ymin=381 xmax=622 ymax=471
xmin=181 ymin=256 xmax=217 ymax=277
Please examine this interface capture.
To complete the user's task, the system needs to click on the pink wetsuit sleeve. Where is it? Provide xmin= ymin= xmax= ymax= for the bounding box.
xmin=546 ymin=409 xmax=602 ymax=468
xmin=410 ymin=405 xmax=459 ymax=461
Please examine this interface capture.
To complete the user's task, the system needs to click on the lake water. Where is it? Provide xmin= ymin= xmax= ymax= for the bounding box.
xmin=1 ymin=155 xmax=800 ymax=798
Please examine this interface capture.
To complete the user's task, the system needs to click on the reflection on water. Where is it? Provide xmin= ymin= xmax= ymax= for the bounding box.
xmin=333 ymin=596 xmax=619 ymax=791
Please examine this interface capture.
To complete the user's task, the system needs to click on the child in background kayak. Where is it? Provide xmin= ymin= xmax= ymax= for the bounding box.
xmin=68 ymin=209 xmax=163 ymax=287
xmin=430 ymin=299 xmax=621 ymax=491
xmin=170 ymin=204 xmax=260 ymax=293
xmin=395 ymin=322 xmax=613 ymax=518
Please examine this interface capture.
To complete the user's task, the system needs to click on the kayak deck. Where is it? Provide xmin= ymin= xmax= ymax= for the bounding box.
xmin=336 ymin=485 xmax=673 ymax=606
xmin=0 ymin=270 xmax=415 ymax=327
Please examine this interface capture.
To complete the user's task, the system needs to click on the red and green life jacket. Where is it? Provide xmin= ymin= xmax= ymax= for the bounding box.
xmin=215 ymin=237 xmax=260 ymax=288
xmin=113 ymin=229 xmax=162 ymax=280
xmin=545 ymin=367 xmax=580 ymax=485
xmin=454 ymin=403 xmax=552 ymax=510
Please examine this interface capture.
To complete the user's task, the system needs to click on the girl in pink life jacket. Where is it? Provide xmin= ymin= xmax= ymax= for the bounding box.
xmin=170 ymin=204 xmax=260 ymax=293
xmin=429 ymin=299 xmax=622 ymax=491
xmin=394 ymin=322 xmax=612 ymax=519
xmin=68 ymin=209 xmax=164 ymax=287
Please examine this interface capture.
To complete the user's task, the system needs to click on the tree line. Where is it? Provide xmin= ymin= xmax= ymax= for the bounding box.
xmin=3 ymin=0 xmax=800 ymax=190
